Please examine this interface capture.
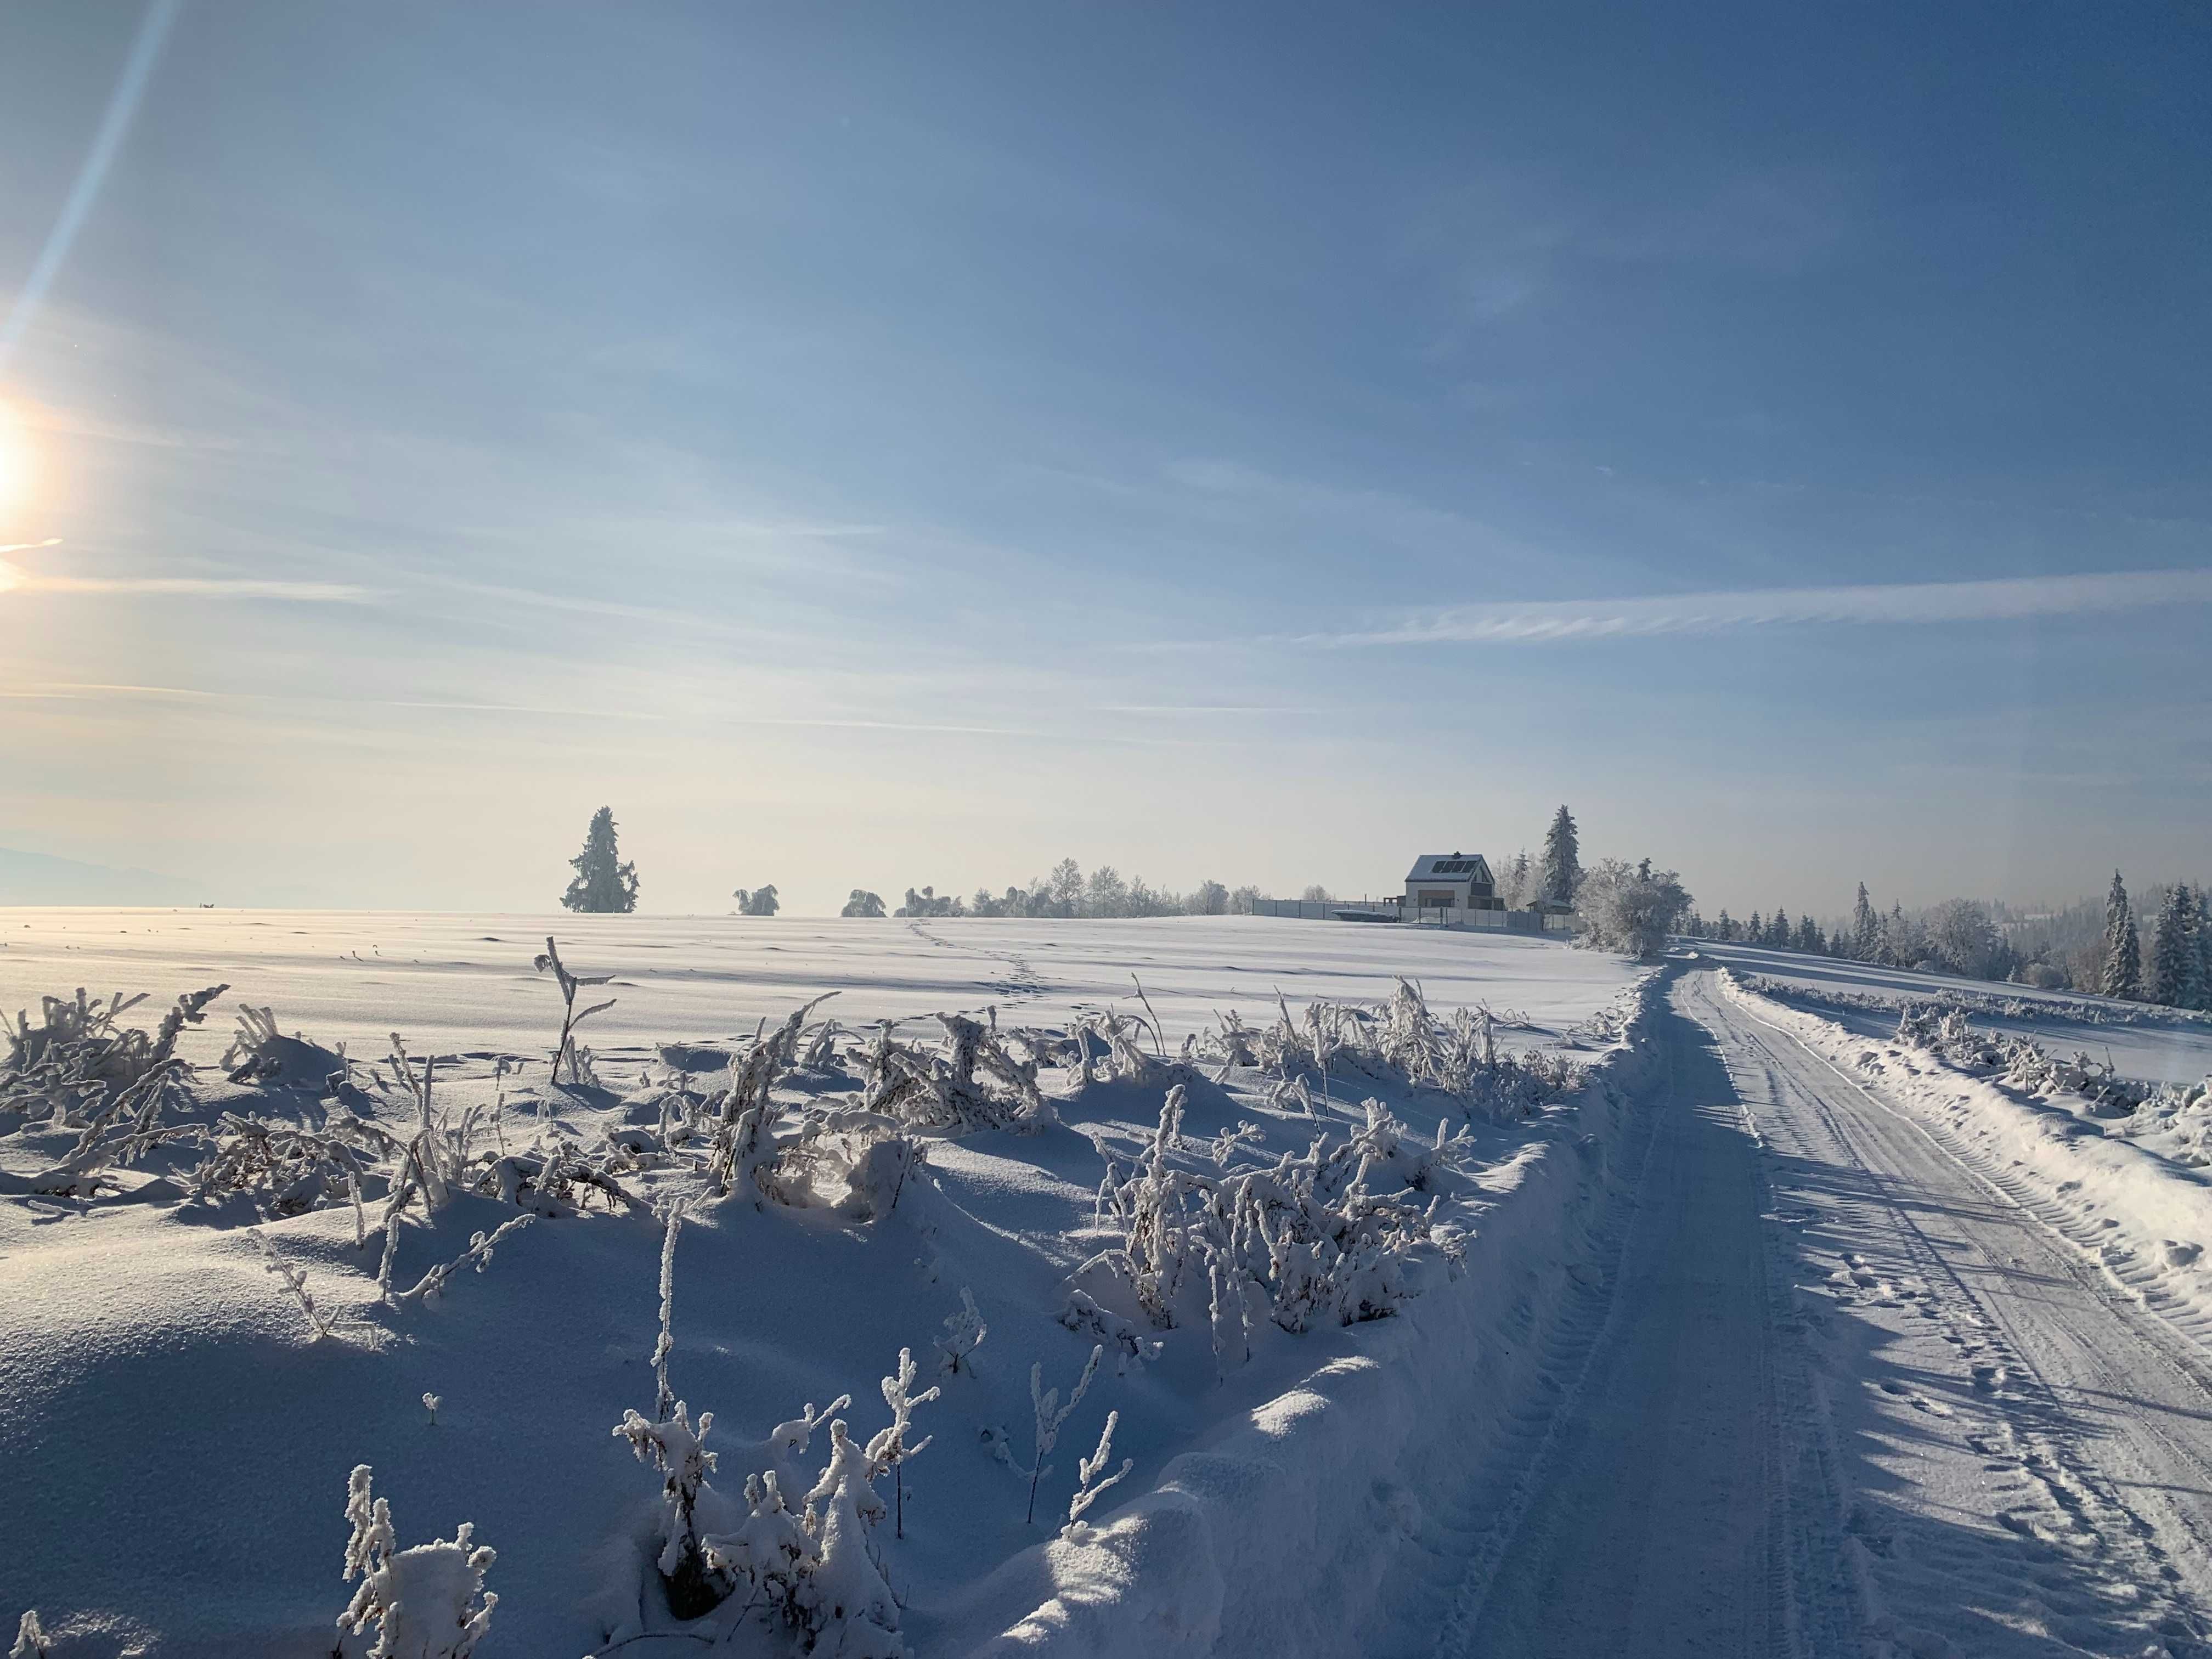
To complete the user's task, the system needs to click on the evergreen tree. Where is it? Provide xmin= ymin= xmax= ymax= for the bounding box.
xmin=1714 ymin=909 xmax=1734 ymax=941
xmin=1850 ymin=883 xmax=1879 ymax=961
xmin=2148 ymin=883 xmax=2194 ymax=1008
xmin=841 ymin=889 xmax=887 ymax=918
xmin=2100 ymin=870 xmax=2142 ymax=1000
xmin=561 ymin=806 xmax=639 ymax=914
xmin=1770 ymin=909 xmax=1792 ymax=949
xmin=1540 ymin=806 xmax=1581 ymax=906
xmin=2191 ymin=885 xmax=2212 ymax=1013
xmin=1747 ymin=911 xmax=1763 ymax=944
xmin=1795 ymin=915 xmax=1824 ymax=955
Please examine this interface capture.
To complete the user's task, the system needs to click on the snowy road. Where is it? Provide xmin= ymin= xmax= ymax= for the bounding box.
xmin=1442 ymin=967 xmax=2212 ymax=1658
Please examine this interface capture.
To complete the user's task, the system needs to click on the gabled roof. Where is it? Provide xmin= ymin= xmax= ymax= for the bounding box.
xmin=1406 ymin=852 xmax=1493 ymax=883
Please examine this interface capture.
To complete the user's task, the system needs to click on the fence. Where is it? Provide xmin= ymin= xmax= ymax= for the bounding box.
xmin=1251 ymin=899 xmax=1573 ymax=934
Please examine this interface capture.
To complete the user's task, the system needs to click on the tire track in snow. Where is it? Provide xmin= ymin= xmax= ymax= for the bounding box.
xmin=1702 ymin=973 xmax=2212 ymax=1656
xmin=1430 ymin=970 xmax=1855 ymax=1658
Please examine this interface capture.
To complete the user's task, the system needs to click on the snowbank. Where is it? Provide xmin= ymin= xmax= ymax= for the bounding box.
xmin=1719 ymin=970 xmax=2212 ymax=1347
xmin=940 ymin=974 xmax=1670 ymax=1656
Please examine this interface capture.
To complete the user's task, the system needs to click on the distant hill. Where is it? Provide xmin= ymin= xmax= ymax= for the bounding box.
xmin=0 ymin=845 xmax=201 ymax=906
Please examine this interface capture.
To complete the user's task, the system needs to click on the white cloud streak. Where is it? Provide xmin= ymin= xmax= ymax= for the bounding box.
xmin=0 ymin=561 xmax=374 ymax=602
xmin=1300 ymin=568 xmax=2212 ymax=647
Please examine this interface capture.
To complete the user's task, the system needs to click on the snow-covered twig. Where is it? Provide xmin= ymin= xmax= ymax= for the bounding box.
xmin=1063 ymin=1409 xmax=1133 ymax=1541
xmin=249 ymin=1227 xmax=336 ymax=1341
xmin=1025 ymin=1344 xmax=1103 ymax=1525
xmin=391 ymin=1214 xmax=536 ymax=1305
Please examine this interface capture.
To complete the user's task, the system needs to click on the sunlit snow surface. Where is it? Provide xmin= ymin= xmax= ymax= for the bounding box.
xmin=0 ymin=909 xmax=1629 ymax=1066
xmin=0 ymin=911 xmax=1646 ymax=1658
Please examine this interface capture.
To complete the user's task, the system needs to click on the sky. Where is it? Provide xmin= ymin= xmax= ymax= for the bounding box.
xmin=0 ymin=1 xmax=2207 ymax=918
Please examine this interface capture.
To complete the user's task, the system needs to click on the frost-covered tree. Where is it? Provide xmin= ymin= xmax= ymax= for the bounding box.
xmin=2148 ymin=884 xmax=2196 ymax=1008
xmin=841 ymin=889 xmax=886 ymax=918
xmin=1228 ymin=884 xmax=1261 ymax=915
xmin=732 ymin=885 xmax=781 ymax=917
xmin=1189 ymin=879 xmax=1229 ymax=916
xmin=1769 ymin=910 xmax=1792 ymax=950
xmin=1794 ymin=915 xmax=1826 ymax=955
xmin=1498 ymin=849 xmax=1536 ymax=910
xmin=561 ymin=806 xmax=639 ymax=913
xmin=2191 ymin=885 xmax=2212 ymax=1013
xmin=1300 ymin=884 xmax=1333 ymax=904
xmin=1926 ymin=898 xmax=2012 ymax=982
xmin=1573 ymin=859 xmax=1691 ymax=960
xmin=1540 ymin=806 xmax=1581 ymax=906
xmin=2102 ymin=871 xmax=2143 ymax=1000
xmin=1849 ymin=883 xmax=1880 ymax=961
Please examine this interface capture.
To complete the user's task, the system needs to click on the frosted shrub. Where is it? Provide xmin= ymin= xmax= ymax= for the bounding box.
xmin=532 ymin=936 xmax=616 ymax=1088
xmin=195 ymin=1111 xmax=390 ymax=1232
xmin=703 ymin=1471 xmax=818 ymax=1629
xmin=706 ymin=996 xmax=836 ymax=1200
xmin=616 ymin=1403 xmax=725 ymax=1618
xmin=8 ymin=985 xmax=226 ymax=1194
xmin=388 ymin=1214 xmax=535 ymax=1306
xmin=765 ymin=1108 xmax=927 ymax=1218
xmin=1079 ymin=1088 xmax=1465 ymax=1347
xmin=221 ymin=1004 xmax=345 ymax=1090
xmin=338 ymin=1465 xmax=496 ymax=1659
xmin=935 ymin=1286 xmax=987 ymax=1375
xmin=860 ymin=1014 xmax=1054 ymax=1134
xmin=866 ymin=1347 xmax=939 ymax=1538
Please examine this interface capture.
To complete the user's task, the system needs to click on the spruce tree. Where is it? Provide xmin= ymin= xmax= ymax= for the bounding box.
xmin=561 ymin=806 xmax=640 ymax=914
xmin=1850 ymin=883 xmax=1880 ymax=961
xmin=1747 ymin=911 xmax=1763 ymax=944
xmin=1770 ymin=909 xmax=1792 ymax=949
xmin=2100 ymin=870 xmax=2142 ymax=1001
xmin=1715 ymin=909 xmax=1734 ymax=941
xmin=1540 ymin=806 xmax=1581 ymax=907
xmin=2191 ymin=885 xmax=2212 ymax=1013
xmin=2148 ymin=884 xmax=2194 ymax=1008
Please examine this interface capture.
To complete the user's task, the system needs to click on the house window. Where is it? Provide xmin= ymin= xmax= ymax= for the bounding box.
xmin=1418 ymin=889 xmax=1455 ymax=907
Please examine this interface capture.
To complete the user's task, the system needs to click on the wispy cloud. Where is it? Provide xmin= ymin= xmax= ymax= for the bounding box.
xmin=0 ymin=561 xmax=375 ymax=603
xmin=1293 ymin=568 xmax=2212 ymax=647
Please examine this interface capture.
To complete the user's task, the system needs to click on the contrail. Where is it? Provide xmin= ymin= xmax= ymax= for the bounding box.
xmin=0 ymin=0 xmax=183 ymax=373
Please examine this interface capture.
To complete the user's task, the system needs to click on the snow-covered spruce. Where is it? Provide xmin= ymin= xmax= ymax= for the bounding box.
xmin=337 ymin=1465 xmax=496 ymax=1659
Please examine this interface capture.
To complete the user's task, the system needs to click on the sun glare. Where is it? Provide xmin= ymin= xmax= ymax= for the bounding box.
xmin=0 ymin=401 xmax=30 ymax=514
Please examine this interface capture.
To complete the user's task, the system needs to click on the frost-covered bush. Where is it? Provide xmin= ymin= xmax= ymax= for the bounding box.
xmin=865 ymin=1347 xmax=939 ymax=1538
xmin=4 ymin=985 xmax=227 ymax=1194
xmin=221 ymin=1005 xmax=346 ymax=1090
xmin=338 ymin=1465 xmax=496 ymax=1659
xmin=12 ymin=1610 xmax=49 ymax=1659
xmin=1893 ymin=1005 xmax=2152 ymax=1116
xmin=615 ymin=1402 xmax=725 ymax=1618
xmin=532 ymin=936 xmax=616 ymax=1088
xmin=1075 ymin=1086 xmax=1465 ymax=1349
xmin=936 ymin=1286 xmax=988 ymax=1375
xmin=859 ymin=1014 xmax=1054 ymax=1134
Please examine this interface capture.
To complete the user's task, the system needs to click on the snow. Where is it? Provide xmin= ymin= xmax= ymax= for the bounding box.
xmin=1695 ymin=937 xmax=2212 ymax=1087
xmin=0 ymin=911 xmax=1649 ymax=1656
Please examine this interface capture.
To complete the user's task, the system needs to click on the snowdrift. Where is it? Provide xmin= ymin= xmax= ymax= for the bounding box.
xmin=1 ymin=920 xmax=1657 ymax=1657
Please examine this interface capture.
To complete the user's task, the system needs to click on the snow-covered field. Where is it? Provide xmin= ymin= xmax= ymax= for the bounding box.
xmin=0 ymin=911 xmax=1652 ymax=1658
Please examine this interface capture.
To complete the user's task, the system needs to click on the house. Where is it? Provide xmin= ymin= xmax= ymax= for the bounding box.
xmin=1404 ymin=852 xmax=1503 ymax=915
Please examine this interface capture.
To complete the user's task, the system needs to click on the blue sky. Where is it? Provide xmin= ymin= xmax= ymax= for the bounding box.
xmin=0 ymin=2 xmax=2205 ymax=915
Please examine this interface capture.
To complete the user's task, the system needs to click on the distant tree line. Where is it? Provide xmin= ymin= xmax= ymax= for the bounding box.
xmin=871 ymin=860 xmax=1260 ymax=920
xmin=1679 ymin=870 xmax=2212 ymax=1011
